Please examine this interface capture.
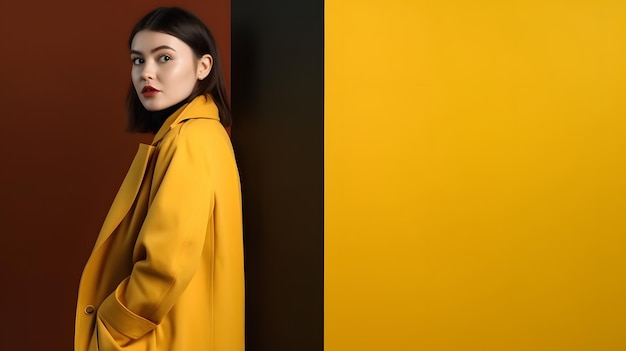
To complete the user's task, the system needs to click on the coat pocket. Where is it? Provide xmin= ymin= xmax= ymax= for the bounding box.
xmin=96 ymin=315 xmax=156 ymax=351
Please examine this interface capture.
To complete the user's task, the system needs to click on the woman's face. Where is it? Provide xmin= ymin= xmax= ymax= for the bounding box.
xmin=130 ymin=30 xmax=207 ymax=111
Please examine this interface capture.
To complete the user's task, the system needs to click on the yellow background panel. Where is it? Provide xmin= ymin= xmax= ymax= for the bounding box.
xmin=325 ymin=1 xmax=626 ymax=350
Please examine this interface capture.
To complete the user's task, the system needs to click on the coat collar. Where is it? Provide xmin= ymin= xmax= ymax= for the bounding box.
xmin=152 ymin=94 xmax=220 ymax=145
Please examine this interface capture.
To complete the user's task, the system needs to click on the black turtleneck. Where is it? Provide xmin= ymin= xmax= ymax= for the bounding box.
xmin=147 ymin=99 xmax=188 ymax=134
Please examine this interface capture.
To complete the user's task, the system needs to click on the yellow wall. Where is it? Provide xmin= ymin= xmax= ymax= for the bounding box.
xmin=325 ymin=1 xmax=626 ymax=350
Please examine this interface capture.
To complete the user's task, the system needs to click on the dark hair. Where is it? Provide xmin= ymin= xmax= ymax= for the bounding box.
xmin=126 ymin=7 xmax=231 ymax=132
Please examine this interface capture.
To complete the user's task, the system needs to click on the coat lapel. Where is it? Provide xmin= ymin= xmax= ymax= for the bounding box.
xmin=92 ymin=143 xmax=155 ymax=253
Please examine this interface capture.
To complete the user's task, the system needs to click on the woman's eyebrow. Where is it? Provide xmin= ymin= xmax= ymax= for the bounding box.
xmin=130 ymin=45 xmax=177 ymax=55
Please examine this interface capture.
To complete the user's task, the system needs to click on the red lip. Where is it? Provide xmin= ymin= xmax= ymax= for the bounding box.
xmin=142 ymin=85 xmax=160 ymax=93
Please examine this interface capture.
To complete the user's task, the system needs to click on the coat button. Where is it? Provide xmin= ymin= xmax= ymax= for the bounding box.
xmin=84 ymin=305 xmax=95 ymax=315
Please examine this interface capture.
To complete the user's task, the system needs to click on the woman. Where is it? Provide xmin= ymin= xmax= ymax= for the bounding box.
xmin=74 ymin=7 xmax=244 ymax=351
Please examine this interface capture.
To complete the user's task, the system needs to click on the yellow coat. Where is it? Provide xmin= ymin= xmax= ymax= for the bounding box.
xmin=75 ymin=95 xmax=244 ymax=351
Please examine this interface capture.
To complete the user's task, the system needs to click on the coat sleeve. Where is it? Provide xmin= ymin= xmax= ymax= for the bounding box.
xmin=97 ymin=120 xmax=216 ymax=346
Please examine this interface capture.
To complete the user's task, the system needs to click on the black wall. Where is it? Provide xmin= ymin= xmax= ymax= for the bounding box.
xmin=231 ymin=1 xmax=324 ymax=350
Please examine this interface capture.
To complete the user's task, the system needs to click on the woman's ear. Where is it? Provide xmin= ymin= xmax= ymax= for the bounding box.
xmin=197 ymin=54 xmax=213 ymax=80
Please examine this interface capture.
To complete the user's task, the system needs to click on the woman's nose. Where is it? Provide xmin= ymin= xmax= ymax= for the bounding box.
xmin=141 ymin=61 xmax=155 ymax=81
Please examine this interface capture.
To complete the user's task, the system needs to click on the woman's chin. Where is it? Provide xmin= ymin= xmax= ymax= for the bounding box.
xmin=140 ymin=100 xmax=164 ymax=112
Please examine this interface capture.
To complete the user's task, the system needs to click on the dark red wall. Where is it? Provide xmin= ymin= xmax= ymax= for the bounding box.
xmin=0 ymin=1 xmax=229 ymax=349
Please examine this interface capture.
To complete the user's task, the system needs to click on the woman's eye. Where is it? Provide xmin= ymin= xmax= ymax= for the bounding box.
xmin=131 ymin=57 xmax=144 ymax=65
xmin=159 ymin=55 xmax=172 ymax=63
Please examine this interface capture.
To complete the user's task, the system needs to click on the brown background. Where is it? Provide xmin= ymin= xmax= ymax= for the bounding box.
xmin=0 ymin=1 xmax=230 ymax=349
